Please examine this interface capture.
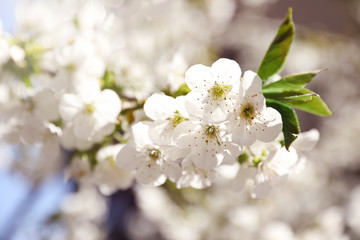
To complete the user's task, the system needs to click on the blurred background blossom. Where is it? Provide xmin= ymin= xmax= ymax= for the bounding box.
xmin=0 ymin=0 xmax=359 ymax=239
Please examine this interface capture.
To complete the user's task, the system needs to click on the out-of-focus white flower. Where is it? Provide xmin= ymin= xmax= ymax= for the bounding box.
xmin=94 ymin=144 xmax=134 ymax=195
xmin=61 ymin=124 xmax=93 ymax=151
xmin=53 ymin=38 xmax=105 ymax=89
xmin=259 ymin=221 xmax=294 ymax=240
xmin=33 ymin=88 xmax=60 ymax=121
xmin=10 ymin=45 xmax=26 ymax=67
xmin=227 ymin=70 xmax=282 ymax=146
xmin=144 ymin=93 xmax=189 ymax=145
xmin=61 ymin=187 xmax=107 ymax=222
xmin=252 ymin=144 xmax=298 ymax=198
xmin=59 ymin=83 xmax=121 ymax=141
xmin=347 ymin=185 xmax=360 ymax=237
xmin=232 ymin=129 xmax=319 ymax=199
xmin=185 ymin=58 xmax=241 ymax=123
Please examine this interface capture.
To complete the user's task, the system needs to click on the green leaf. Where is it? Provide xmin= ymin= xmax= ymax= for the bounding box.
xmin=173 ymin=83 xmax=191 ymax=97
xmin=266 ymin=99 xmax=300 ymax=150
xmin=258 ymin=8 xmax=295 ymax=82
xmin=284 ymin=89 xmax=332 ymax=116
xmin=263 ymin=88 xmax=313 ymax=101
xmin=262 ymin=69 xmax=324 ymax=90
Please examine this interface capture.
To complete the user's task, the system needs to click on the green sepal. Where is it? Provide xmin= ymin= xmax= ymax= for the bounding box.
xmin=266 ymin=99 xmax=300 ymax=150
xmin=237 ymin=152 xmax=249 ymax=164
xmin=258 ymin=8 xmax=295 ymax=83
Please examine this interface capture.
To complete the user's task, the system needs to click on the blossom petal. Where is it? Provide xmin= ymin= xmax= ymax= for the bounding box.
xmin=73 ymin=113 xmax=96 ymax=140
xmin=185 ymin=64 xmax=214 ymax=90
xmin=291 ymin=129 xmax=319 ymax=151
xmin=144 ymin=93 xmax=177 ymax=120
xmin=131 ymin=122 xmax=153 ymax=149
xmin=160 ymin=160 xmax=182 ymax=181
xmin=59 ymin=93 xmax=83 ymax=121
xmin=185 ymin=89 xmax=206 ymax=119
xmin=241 ymin=70 xmax=262 ymax=97
xmin=210 ymin=58 xmax=241 ymax=85
xmin=268 ymin=147 xmax=298 ymax=176
xmin=116 ymin=144 xmax=141 ymax=170
xmin=135 ymin=163 xmax=166 ymax=186
xmin=173 ymin=121 xmax=200 ymax=148
xmin=94 ymin=89 xmax=121 ymax=126
xmin=255 ymin=107 xmax=282 ymax=142
xmin=189 ymin=145 xmax=223 ymax=170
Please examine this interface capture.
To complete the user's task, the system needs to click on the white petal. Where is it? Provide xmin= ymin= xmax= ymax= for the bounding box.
xmin=60 ymin=125 xmax=76 ymax=150
xmin=94 ymin=89 xmax=121 ymax=125
xmin=268 ymin=147 xmax=298 ymax=175
xmin=231 ymin=167 xmax=257 ymax=191
xmin=74 ymin=79 xmax=101 ymax=104
xmin=203 ymin=102 xmax=231 ymax=123
xmin=131 ymin=122 xmax=153 ymax=149
xmin=255 ymin=107 xmax=282 ymax=142
xmin=292 ymin=129 xmax=319 ymax=151
xmin=59 ymin=94 xmax=83 ymax=121
xmin=33 ymin=88 xmax=59 ymax=121
xmin=148 ymin=121 xmax=172 ymax=145
xmin=185 ymin=89 xmax=206 ymax=119
xmin=174 ymin=96 xmax=189 ymax=118
xmin=222 ymin=143 xmax=242 ymax=164
xmin=173 ymin=121 xmax=200 ymax=148
xmin=230 ymin=120 xmax=257 ymax=146
xmin=185 ymin=64 xmax=214 ymax=90
xmin=160 ymin=160 xmax=182 ymax=181
xmin=189 ymin=145 xmax=223 ymax=170
xmin=73 ymin=114 xmax=96 ymax=140
xmin=135 ymin=163 xmax=166 ymax=186
xmin=241 ymin=70 xmax=262 ymax=97
xmin=144 ymin=93 xmax=177 ymax=120
xmin=116 ymin=144 xmax=141 ymax=170
xmin=210 ymin=58 xmax=241 ymax=85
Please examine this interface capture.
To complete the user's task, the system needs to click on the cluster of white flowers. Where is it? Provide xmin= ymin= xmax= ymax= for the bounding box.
xmin=115 ymin=58 xmax=313 ymax=197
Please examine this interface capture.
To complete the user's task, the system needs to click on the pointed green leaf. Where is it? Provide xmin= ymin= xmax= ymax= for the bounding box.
xmin=266 ymin=99 xmax=300 ymax=150
xmin=258 ymin=8 xmax=295 ymax=82
xmin=284 ymin=89 xmax=332 ymax=116
xmin=263 ymin=88 xmax=313 ymax=100
xmin=263 ymin=69 xmax=324 ymax=90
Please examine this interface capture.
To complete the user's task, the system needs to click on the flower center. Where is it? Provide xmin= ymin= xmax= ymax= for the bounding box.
xmin=209 ymin=82 xmax=232 ymax=100
xmin=146 ymin=148 xmax=161 ymax=166
xmin=85 ymin=103 xmax=95 ymax=114
xmin=169 ymin=110 xmax=188 ymax=127
xmin=239 ymin=102 xmax=256 ymax=124
xmin=203 ymin=124 xmax=221 ymax=145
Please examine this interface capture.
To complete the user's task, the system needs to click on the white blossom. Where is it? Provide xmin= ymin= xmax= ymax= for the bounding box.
xmin=59 ymin=83 xmax=121 ymax=142
xmin=174 ymin=120 xmax=241 ymax=170
xmin=94 ymin=144 xmax=134 ymax=195
xmin=144 ymin=93 xmax=189 ymax=145
xmin=227 ymin=70 xmax=282 ymax=146
xmin=116 ymin=122 xmax=182 ymax=186
xmin=184 ymin=58 xmax=241 ymax=123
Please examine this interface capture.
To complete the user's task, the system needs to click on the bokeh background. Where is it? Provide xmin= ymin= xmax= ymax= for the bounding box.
xmin=0 ymin=0 xmax=360 ymax=239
